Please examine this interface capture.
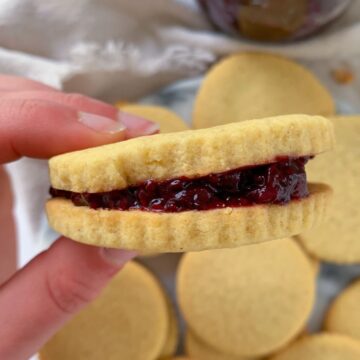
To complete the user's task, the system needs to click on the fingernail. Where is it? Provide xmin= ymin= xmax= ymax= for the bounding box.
xmin=118 ymin=110 xmax=160 ymax=136
xmin=100 ymin=248 xmax=137 ymax=267
xmin=79 ymin=112 xmax=126 ymax=134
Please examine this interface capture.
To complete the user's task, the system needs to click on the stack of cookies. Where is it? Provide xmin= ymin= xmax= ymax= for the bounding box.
xmin=41 ymin=52 xmax=360 ymax=359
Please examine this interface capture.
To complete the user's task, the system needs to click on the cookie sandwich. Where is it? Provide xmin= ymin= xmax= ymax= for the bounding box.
xmin=47 ymin=114 xmax=334 ymax=252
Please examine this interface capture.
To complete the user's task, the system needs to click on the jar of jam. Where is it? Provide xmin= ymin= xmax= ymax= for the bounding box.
xmin=198 ymin=0 xmax=351 ymax=42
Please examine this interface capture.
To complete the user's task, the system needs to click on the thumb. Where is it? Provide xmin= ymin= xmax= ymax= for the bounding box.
xmin=0 ymin=237 xmax=136 ymax=360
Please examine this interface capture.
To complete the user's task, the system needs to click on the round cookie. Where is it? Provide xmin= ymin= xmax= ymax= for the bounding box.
xmin=47 ymin=115 xmax=334 ymax=252
xmin=186 ymin=331 xmax=254 ymax=360
xmin=40 ymin=262 xmax=169 ymax=360
xmin=310 ymin=257 xmax=321 ymax=275
xmin=325 ymin=279 xmax=360 ymax=341
xmin=159 ymin=298 xmax=179 ymax=359
xmin=294 ymin=239 xmax=321 ymax=275
xmin=298 ymin=116 xmax=360 ymax=263
xmin=177 ymin=238 xmax=316 ymax=357
xmin=120 ymin=104 xmax=188 ymax=133
xmin=193 ymin=52 xmax=334 ymax=129
xmin=115 ymin=100 xmax=130 ymax=108
xmin=269 ymin=334 xmax=360 ymax=360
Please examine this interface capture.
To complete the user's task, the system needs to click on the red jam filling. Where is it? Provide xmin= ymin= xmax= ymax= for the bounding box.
xmin=50 ymin=157 xmax=310 ymax=212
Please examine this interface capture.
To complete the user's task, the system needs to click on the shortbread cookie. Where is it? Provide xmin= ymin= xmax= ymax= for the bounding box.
xmin=177 ymin=238 xmax=316 ymax=357
xmin=297 ymin=242 xmax=321 ymax=275
xmin=186 ymin=331 xmax=254 ymax=360
xmin=193 ymin=52 xmax=334 ymax=129
xmin=298 ymin=116 xmax=360 ymax=263
xmin=325 ymin=279 xmax=360 ymax=341
xmin=47 ymin=115 xmax=333 ymax=252
xmin=269 ymin=334 xmax=360 ymax=360
xmin=115 ymin=100 xmax=130 ymax=108
xmin=159 ymin=297 xmax=179 ymax=359
xmin=120 ymin=104 xmax=188 ymax=133
xmin=310 ymin=257 xmax=320 ymax=275
xmin=40 ymin=262 xmax=169 ymax=360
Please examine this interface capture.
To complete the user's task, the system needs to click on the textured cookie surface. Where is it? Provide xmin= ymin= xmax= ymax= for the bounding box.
xmin=120 ymin=104 xmax=188 ymax=133
xmin=298 ymin=116 xmax=360 ymax=263
xmin=269 ymin=334 xmax=360 ymax=360
xmin=193 ymin=52 xmax=334 ymax=129
xmin=325 ymin=280 xmax=360 ymax=341
xmin=186 ymin=331 xmax=254 ymax=360
xmin=40 ymin=262 xmax=169 ymax=360
xmin=177 ymin=238 xmax=315 ymax=357
xmin=46 ymin=183 xmax=331 ymax=252
xmin=49 ymin=114 xmax=334 ymax=192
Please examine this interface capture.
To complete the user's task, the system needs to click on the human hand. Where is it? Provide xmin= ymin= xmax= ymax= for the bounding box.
xmin=0 ymin=75 xmax=159 ymax=360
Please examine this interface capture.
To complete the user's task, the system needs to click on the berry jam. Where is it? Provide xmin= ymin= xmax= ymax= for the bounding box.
xmin=50 ymin=157 xmax=310 ymax=212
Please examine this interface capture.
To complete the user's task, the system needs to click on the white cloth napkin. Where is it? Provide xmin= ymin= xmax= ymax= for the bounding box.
xmin=2 ymin=0 xmax=360 ymax=266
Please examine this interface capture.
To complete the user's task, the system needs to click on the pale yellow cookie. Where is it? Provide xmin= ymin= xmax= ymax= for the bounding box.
xmin=325 ymin=279 xmax=360 ymax=341
xmin=296 ymin=241 xmax=321 ymax=275
xmin=298 ymin=116 xmax=360 ymax=263
xmin=177 ymin=238 xmax=316 ymax=357
xmin=120 ymin=104 xmax=188 ymax=133
xmin=159 ymin=297 xmax=179 ymax=359
xmin=40 ymin=262 xmax=169 ymax=360
xmin=47 ymin=183 xmax=331 ymax=252
xmin=115 ymin=100 xmax=130 ymax=108
xmin=193 ymin=52 xmax=335 ymax=129
xmin=310 ymin=256 xmax=321 ymax=275
xmin=269 ymin=334 xmax=360 ymax=360
xmin=186 ymin=331 xmax=255 ymax=360
xmin=49 ymin=115 xmax=333 ymax=192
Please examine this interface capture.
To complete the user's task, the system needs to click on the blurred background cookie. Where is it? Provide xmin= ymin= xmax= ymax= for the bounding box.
xmin=325 ymin=279 xmax=360 ymax=342
xmin=298 ymin=116 xmax=360 ymax=263
xmin=118 ymin=104 xmax=188 ymax=133
xmin=193 ymin=52 xmax=334 ymax=129
xmin=177 ymin=238 xmax=316 ymax=358
xmin=40 ymin=261 xmax=173 ymax=360
xmin=269 ymin=333 xmax=360 ymax=360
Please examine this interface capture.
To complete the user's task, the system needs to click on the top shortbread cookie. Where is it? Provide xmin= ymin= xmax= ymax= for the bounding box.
xmin=49 ymin=114 xmax=334 ymax=193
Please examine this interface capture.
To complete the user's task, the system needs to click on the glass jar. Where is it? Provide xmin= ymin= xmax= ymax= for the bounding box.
xmin=198 ymin=0 xmax=351 ymax=42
